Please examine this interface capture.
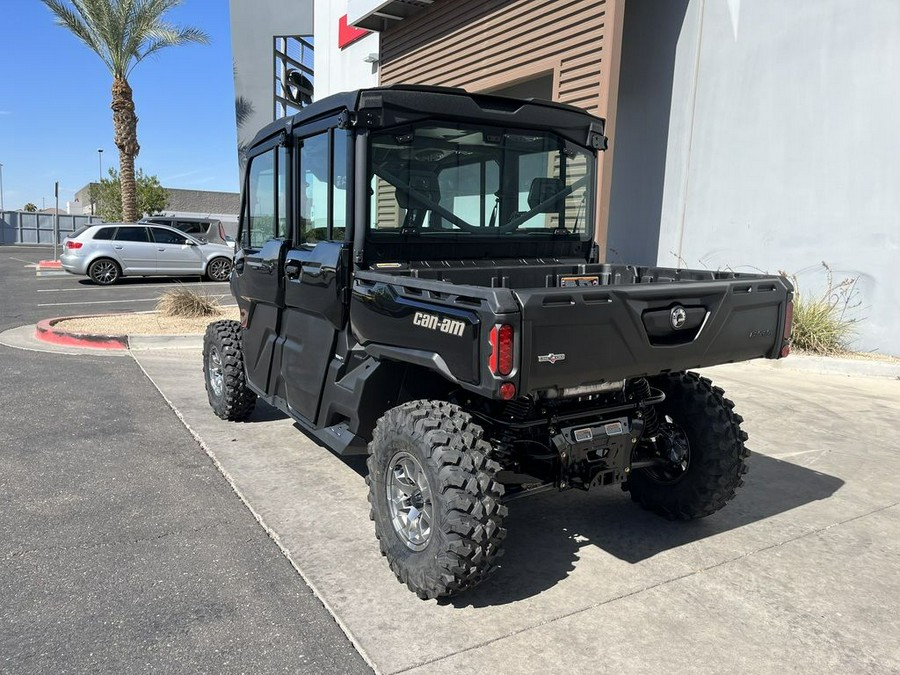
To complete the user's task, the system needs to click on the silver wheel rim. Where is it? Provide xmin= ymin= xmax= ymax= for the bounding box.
xmin=386 ymin=451 xmax=433 ymax=551
xmin=92 ymin=261 xmax=117 ymax=283
xmin=208 ymin=347 xmax=224 ymax=397
xmin=209 ymin=258 xmax=230 ymax=281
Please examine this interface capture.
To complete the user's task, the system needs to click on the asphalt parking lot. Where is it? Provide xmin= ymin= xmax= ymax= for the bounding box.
xmin=2 ymin=245 xmax=899 ymax=673
xmin=0 ymin=247 xmax=369 ymax=674
xmin=0 ymin=245 xmax=233 ymax=322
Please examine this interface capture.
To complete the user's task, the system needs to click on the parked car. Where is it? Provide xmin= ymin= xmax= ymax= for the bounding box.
xmin=60 ymin=223 xmax=233 ymax=285
xmin=141 ymin=216 xmax=229 ymax=246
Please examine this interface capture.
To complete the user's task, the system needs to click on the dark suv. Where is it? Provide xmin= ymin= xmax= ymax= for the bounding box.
xmin=202 ymin=86 xmax=793 ymax=600
xmin=142 ymin=216 xmax=228 ymax=246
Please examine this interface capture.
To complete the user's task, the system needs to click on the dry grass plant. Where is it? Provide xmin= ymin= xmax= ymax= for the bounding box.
xmin=156 ymin=286 xmax=222 ymax=318
xmin=787 ymin=262 xmax=861 ymax=355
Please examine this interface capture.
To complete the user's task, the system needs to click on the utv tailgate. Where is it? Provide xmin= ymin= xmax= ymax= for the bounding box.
xmin=514 ymin=277 xmax=791 ymax=395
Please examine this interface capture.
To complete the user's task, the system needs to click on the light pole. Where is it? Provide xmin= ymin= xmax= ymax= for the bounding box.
xmin=97 ymin=148 xmax=103 ymax=217
xmin=0 ymin=162 xmax=4 ymax=213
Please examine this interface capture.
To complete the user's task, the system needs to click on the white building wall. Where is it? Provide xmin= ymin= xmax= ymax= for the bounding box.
xmin=652 ymin=0 xmax=900 ymax=354
xmin=313 ymin=0 xmax=379 ymax=100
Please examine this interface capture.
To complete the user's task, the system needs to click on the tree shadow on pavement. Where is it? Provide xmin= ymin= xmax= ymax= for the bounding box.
xmin=449 ymin=453 xmax=843 ymax=608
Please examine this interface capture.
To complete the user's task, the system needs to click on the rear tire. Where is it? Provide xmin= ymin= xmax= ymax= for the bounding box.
xmin=206 ymin=256 xmax=232 ymax=282
xmin=202 ymin=320 xmax=256 ymax=421
xmin=367 ymin=400 xmax=507 ymax=599
xmin=626 ymin=372 xmax=749 ymax=520
xmin=88 ymin=258 xmax=120 ymax=285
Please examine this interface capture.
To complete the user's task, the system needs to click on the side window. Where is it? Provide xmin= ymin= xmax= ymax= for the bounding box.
xmin=152 ymin=228 xmax=189 ymax=245
xmin=114 ymin=226 xmax=149 ymax=242
xmin=178 ymin=221 xmax=203 ymax=234
xmin=247 ymin=150 xmax=276 ymax=248
xmin=93 ymin=226 xmax=116 ymax=240
xmin=332 ymin=131 xmax=349 ymax=241
xmin=299 ymin=132 xmax=328 ymax=244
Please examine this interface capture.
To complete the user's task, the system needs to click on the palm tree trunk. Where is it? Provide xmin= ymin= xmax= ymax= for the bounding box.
xmin=111 ymin=77 xmax=140 ymax=222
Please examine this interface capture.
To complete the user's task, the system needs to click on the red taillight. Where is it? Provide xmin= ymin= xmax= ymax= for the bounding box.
xmin=65 ymin=240 xmax=82 ymax=249
xmin=499 ymin=382 xmax=517 ymax=400
xmin=218 ymin=222 xmax=226 ymax=241
xmin=489 ymin=324 xmax=514 ymax=376
xmin=781 ymin=299 xmax=793 ymax=358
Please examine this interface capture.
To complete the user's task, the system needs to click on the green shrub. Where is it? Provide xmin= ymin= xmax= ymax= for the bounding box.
xmin=789 ymin=263 xmax=860 ymax=355
xmin=156 ymin=287 xmax=221 ymax=318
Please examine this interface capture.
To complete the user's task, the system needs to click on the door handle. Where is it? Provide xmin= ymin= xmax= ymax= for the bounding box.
xmin=114 ymin=245 xmax=123 ymax=250
xmin=284 ymin=260 xmax=301 ymax=279
xmin=247 ymin=261 xmax=274 ymax=274
xmin=158 ymin=248 xmax=165 ymax=251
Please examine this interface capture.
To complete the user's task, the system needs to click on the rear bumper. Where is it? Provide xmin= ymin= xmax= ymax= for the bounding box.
xmin=59 ymin=253 xmax=88 ymax=275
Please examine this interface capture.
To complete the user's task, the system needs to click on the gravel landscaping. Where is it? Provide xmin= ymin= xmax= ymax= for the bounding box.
xmin=55 ymin=306 xmax=241 ymax=335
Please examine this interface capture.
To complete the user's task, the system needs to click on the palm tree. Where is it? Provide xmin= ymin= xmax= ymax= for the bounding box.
xmin=42 ymin=0 xmax=208 ymax=222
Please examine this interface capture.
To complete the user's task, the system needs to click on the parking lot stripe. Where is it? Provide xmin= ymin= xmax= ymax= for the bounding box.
xmin=37 ymin=298 xmax=160 ymax=306
xmin=37 ymin=282 xmax=229 ymax=293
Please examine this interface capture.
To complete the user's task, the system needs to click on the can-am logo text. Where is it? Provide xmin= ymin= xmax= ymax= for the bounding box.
xmin=412 ymin=311 xmax=466 ymax=337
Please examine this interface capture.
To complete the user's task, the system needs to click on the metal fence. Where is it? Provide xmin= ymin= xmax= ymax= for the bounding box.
xmin=0 ymin=211 xmax=102 ymax=245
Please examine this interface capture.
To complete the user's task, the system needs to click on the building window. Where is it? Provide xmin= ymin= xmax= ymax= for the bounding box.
xmin=275 ymin=36 xmax=314 ymax=119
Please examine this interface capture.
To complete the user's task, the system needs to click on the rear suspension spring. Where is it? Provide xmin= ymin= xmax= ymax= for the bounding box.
xmin=632 ymin=378 xmax=660 ymax=438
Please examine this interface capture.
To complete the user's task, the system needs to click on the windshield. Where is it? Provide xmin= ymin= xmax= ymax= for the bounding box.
xmin=368 ymin=123 xmax=594 ymax=239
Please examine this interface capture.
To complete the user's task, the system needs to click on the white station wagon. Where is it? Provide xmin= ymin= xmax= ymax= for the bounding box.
xmin=60 ymin=223 xmax=234 ymax=285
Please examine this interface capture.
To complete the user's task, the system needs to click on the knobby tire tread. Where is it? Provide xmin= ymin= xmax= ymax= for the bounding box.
xmin=203 ymin=319 xmax=256 ymax=421
xmin=367 ymin=400 xmax=507 ymax=600
xmin=627 ymin=371 xmax=749 ymax=520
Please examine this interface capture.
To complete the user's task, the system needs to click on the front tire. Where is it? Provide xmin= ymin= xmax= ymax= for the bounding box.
xmin=627 ymin=372 xmax=749 ymax=520
xmin=202 ymin=320 xmax=256 ymax=421
xmin=367 ymin=400 xmax=507 ymax=600
xmin=88 ymin=258 xmax=120 ymax=285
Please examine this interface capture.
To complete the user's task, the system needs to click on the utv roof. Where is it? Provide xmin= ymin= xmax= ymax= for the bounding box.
xmin=248 ymin=84 xmax=607 ymax=151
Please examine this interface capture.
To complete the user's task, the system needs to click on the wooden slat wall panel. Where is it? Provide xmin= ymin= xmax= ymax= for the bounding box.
xmin=381 ymin=0 xmax=608 ymax=107
xmin=378 ymin=0 xmax=621 ymax=249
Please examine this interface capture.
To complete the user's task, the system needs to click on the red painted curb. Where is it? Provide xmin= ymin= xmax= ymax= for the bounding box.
xmin=35 ymin=317 xmax=128 ymax=350
xmin=37 ymin=260 xmax=63 ymax=269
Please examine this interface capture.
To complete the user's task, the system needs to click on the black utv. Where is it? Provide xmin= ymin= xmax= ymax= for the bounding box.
xmin=202 ymin=86 xmax=793 ymax=600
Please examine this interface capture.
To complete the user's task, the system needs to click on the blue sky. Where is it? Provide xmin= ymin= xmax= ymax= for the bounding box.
xmin=0 ymin=1 xmax=239 ymax=211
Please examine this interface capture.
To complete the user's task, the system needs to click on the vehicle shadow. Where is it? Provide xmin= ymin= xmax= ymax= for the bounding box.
xmin=447 ymin=454 xmax=844 ymax=608
xmin=76 ymin=276 xmax=220 ymax=287
xmin=242 ymin=399 xmax=290 ymax=423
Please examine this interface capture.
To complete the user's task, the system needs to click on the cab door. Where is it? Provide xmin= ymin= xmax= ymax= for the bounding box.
xmin=232 ymin=142 xmax=290 ymax=393
xmin=277 ymin=130 xmax=351 ymax=424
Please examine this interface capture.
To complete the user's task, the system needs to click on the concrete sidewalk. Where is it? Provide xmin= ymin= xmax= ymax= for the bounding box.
xmin=132 ymin=350 xmax=900 ymax=674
